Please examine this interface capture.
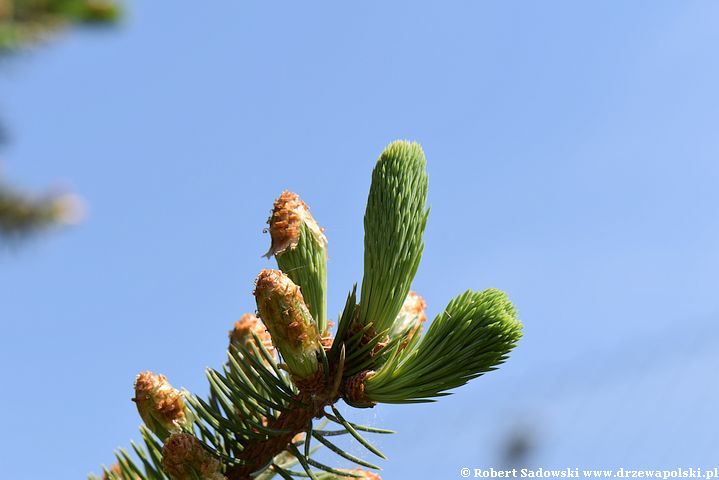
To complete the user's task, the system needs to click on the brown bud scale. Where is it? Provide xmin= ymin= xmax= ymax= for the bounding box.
xmin=161 ymin=433 xmax=223 ymax=480
xmin=265 ymin=191 xmax=326 ymax=257
xmin=229 ymin=313 xmax=274 ymax=356
xmin=134 ymin=371 xmax=186 ymax=430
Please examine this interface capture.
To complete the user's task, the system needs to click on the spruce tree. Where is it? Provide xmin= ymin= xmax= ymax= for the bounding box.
xmin=91 ymin=140 xmax=523 ymax=480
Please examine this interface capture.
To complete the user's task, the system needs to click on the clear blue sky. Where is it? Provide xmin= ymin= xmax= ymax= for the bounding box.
xmin=1 ymin=1 xmax=719 ymax=478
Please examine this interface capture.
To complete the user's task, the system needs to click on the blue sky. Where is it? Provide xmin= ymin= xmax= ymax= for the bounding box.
xmin=1 ymin=1 xmax=719 ymax=478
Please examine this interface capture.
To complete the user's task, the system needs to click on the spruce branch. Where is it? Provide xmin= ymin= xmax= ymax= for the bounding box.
xmin=133 ymin=372 xmax=192 ymax=441
xmin=358 ymin=140 xmax=429 ymax=338
xmin=364 ymin=289 xmax=523 ymax=404
xmin=265 ymin=191 xmax=329 ymax=334
xmin=162 ymin=433 xmax=225 ymax=480
xmin=254 ymin=269 xmax=324 ymax=381
xmin=229 ymin=313 xmax=275 ymax=360
xmin=388 ymin=292 xmax=427 ymax=350
xmin=91 ymin=140 xmax=523 ymax=480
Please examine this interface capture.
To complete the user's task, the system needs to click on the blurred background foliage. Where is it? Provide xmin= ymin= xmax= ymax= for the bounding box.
xmin=0 ymin=0 xmax=119 ymax=50
xmin=0 ymin=0 xmax=119 ymax=240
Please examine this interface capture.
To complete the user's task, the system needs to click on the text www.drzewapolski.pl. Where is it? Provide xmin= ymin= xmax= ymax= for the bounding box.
xmin=459 ymin=468 xmax=719 ymax=479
